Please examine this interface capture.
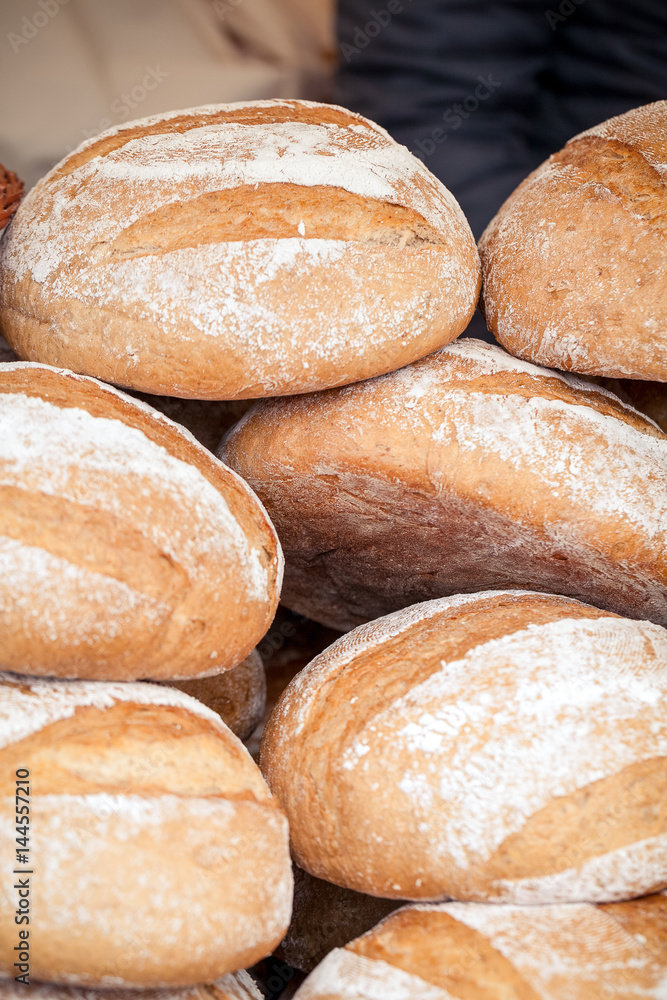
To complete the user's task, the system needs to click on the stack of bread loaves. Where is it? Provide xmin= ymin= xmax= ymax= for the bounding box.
xmin=1 ymin=97 xmax=667 ymax=997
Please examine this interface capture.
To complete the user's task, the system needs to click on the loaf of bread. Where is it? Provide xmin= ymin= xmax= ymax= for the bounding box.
xmin=0 ymin=100 xmax=480 ymax=400
xmin=261 ymin=590 xmax=667 ymax=904
xmin=0 ymin=363 xmax=282 ymax=680
xmin=165 ymin=649 xmax=266 ymax=741
xmin=0 ymin=975 xmax=263 ymax=1000
xmin=221 ymin=338 xmax=667 ymax=632
xmin=479 ymin=100 xmax=667 ymax=380
xmin=0 ymin=673 xmax=293 ymax=986
xmin=282 ymin=866 xmax=400 ymax=973
xmin=293 ymin=894 xmax=667 ymax=999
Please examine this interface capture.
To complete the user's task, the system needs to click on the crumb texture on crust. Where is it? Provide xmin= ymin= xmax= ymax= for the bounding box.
xmin=0 ymin=100 xmax=480 ymax=399
xmin=479 ymin=100 xmax=667 ymax=380
xmin=0 ymin=365 xmax=281 ymax=680
xmin=261 ymin=590 xmax=667 ymax=903
xmin=221 ymin=339 xmax=667 ymax=632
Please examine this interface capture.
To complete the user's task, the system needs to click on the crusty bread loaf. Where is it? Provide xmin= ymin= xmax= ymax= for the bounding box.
xmin=479 ymin=100 xmax=667 ymax=380
xmin=220 ymin=338 xmax=667 ymax=632
xmin=165 ymin=649 xmax=266 ymax=741
xmin=282 ymin=866 xmax=400 ymax=973
xmin=293 ymin=894 xmax=667 ymax=999
xmin=0 ymin=363 xmax=282 ymax=680
xmin=0 ymin=673 xmax=292 ymax=987
xmin=0 ymin=975 xmax=263 ymax=1000
xmin=261 ymin=590 xmax=667 ymax=904
xmin=0 ymin=100 xmax=480 ymax=400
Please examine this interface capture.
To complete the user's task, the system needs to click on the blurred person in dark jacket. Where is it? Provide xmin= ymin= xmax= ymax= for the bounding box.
xmin=336 ymin=0 xmax=667 ymax=240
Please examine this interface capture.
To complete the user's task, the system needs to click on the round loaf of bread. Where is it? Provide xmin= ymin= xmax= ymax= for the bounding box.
xmin=0 ymin=975 xmax=263 ymax=1000
xmin=220 ymin=338 xmax=667 ymax=632
xmin=0 ymin=673 xmax=292 ymax=986
xmin=165 ymin=649 xmax=266 ymax=741
xmin=0 ymin=363 xmax=282 ymax=680
xmin=479 ymin=101 xmax=667 ymax=380
xmin=293 ymin=894 xmax=667 ymax=999
xmin=261 ymin=590 xmax=667 ymax=904
xmin=0 ymin=100 xmax=480 ymax=400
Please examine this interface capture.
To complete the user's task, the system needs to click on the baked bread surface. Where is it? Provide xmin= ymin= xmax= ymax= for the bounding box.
xmin=0 ymin=100 xmax=480 ymax=399
xmin=293 ymin=894 xmax=667 ymax=999
xmin=480 ymin=100 xmax=667 ymax=380
xmin=261 ymin=590 xmax=667 ymax=904
xmin=221 ymin=338 xmax=667 ymax=631
xmin=0 ymin=363 xmax=282 ymax=679
xmin=0 ymin=674 xmax=292 ymax=986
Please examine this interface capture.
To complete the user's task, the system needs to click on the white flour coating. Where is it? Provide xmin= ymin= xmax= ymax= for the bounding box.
xmin=0 ymin=390 xmax=269 ymax=599
xmin=412 ymin=900 xmax=667 ymax=995
xmin=0 ymin=792 xmax=291 ymax=985
xmin=73 ymin=239 xmax=459 ymax=363
xmin=94 ymin=120 xmax=463 ymax=230
xmin=495 ymin=835 xmax=667 ymax=904
xmin=0 ymin=670 xmax=232 ymax=750
xmin=435 ymin=339 xmax=661 ymax=425
xmin=5 ymin=100 xmax=468 ymax=288
xmin=1 ymin=361 xmax=283 ymax=588
xmin=276 ymin=601 xmax=667 ymax=899
xmin=0 ymin=536 xmax=171 ymax=648
xmin=359 ymin=616 xmax=667 ymax=866
xmin=293 ymin=948 xmax=455 ymax=1000
xmin=430 ymin=389 xmax=667 ymax=537
xmin=278 ymin=590 xmax=542 ymax=736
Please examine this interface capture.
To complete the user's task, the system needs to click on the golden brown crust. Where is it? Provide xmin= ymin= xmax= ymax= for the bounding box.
xmin=480 ymin=101 xmax=667 ymax=380
xmin=221 ymin=339 xmax=667 ymax=632
xmin=349 ymin=909 xmax=540 ymax=999
xmin=260 ymin=591 xmax=667 ymax=904
xmin=0 ymin=100 xmax=480 ymax=400
xmin=0 ymin=676 xmax=292 ymax=987
xmin=0 ymin=364 xmax=281 ymax=679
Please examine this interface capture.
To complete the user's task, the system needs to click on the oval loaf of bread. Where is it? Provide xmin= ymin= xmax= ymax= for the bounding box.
xmin=0 ymin=673 xmax=292 ymax=987
xmin=479 ymin=100 xmax=667 ymax=380
xmin=0 ymin=100 xmax=480 ymax=400
xmin=220 ymin=338 xmax=667 ymax=632
xmin=261 ymin=590 xmax=667 ymax=904
xmin=0 ymin=363 xmax=282 ymax=680
xmin=293 ymin=894 xmax=667 ymax=999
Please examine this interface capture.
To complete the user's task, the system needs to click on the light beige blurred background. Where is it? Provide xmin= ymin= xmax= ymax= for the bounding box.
xmin=1 ymin=0 xmax=336 ymax=188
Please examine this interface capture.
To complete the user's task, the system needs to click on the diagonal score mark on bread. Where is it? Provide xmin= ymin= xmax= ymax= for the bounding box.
xmin=553 ymin=136 xmax=667 ymax=234
xmin=56 ymin=102 xmax=374 ymax=178
xmin=0 ymin=696 xmax=272 ymax=803
xmin=106 ymin=185 xmax=443 ymax=260
xmin=348 ymin=908 xmax=541 ymax=1000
